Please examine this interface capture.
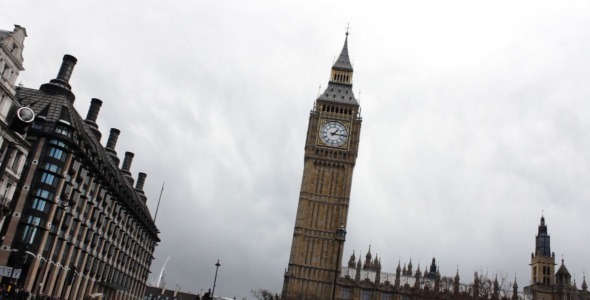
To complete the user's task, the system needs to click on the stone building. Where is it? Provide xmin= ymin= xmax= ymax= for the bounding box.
xmin=0 ymin=25 xmax=31 ymax=228
xmin=523 ymin=216 xmax=589 ymax=300
xmin=280 ymin=32 xmax=590 ymax=300
xmin=282 ymin=31 xmax=362 ymax=300
xmin=336 ymin=249 xmax=519 ymax=300
xmin=0 ymin=51 xmax=160 ymax=299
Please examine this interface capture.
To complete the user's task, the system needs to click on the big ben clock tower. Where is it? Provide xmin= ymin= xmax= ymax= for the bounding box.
xmin=282 ymin=32 xmax=362 ymax=300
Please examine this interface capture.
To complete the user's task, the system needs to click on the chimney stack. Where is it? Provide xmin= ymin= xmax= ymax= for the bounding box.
xmin=54 ymin=54 xmax=77 ymax=85
xmin=121 ymin=151 xmax=135 ymax=186
xmin=135 ymin=172 xmax=148 ymax=203
xmin=105 ymin=128 xmax=121 ymax=166
xmin=85 ymin=98 xmax=102 ymax=139
xmin=136 ymin=172 xmax=147 ymax=191
xmin=40 ymin=55 xmax=77 ymax=102
xmin=122 ymin=152 xmax=134 ymax=172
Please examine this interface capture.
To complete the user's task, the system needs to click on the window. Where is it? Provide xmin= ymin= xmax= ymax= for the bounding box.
xmin=40 ymin=172 xmax=59 ymax=186
xmin=0 ymin=96 xmax=11 ymax=119
xmin=361 ymin=290 xmax=371 ymax=300
xmin=382 ymin=294 xmax=391 ymax=300
xmin=341 ymin=288 xmax=352 ymax=299
xmin=2 ymin=65 xmax=9 ymax=77
xmin=9 ymin=151 xmax=22 ymax=171
xmin=48 ymin=147 xmax=67 ymax=161
xmin=54 ymin=124 xmax=72 ymax=137
xmin=21 ymin=225 xmax=39 ymax=244
xmin=49 ymin=139 xmax=68 ymax=148
xmin=31 ymin=198 xmax=49 ymax=213
xmin=42 ymin=163 xmax=62 ymax=174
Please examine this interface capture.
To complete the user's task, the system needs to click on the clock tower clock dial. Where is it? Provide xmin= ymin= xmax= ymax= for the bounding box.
xmin=319 ymin=120 xmax=349 ymax=148
xmin=282 ymin=31 xmax=362 ymax=300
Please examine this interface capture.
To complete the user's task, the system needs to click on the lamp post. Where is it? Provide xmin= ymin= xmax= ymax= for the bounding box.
xmin=332 ymin=224 xmax=347 ymax=300
xmin=211 ymin=259 xmax=221 ymax=299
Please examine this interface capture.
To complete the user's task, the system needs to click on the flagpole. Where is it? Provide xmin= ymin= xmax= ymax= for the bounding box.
xmin=154 ymin=182 xmax=164 ymax=222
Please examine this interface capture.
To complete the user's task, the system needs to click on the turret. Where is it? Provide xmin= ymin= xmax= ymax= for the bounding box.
xmin=363 ymin=246 xmax=372 ymax=269
xmin=355 ymin=258 xmax=361 ymax=283
xmin=512 ymin=279 xmax=518 ymax=300
xmin=414 ymin=265 xmax=422 ymax=289
xmin=473 ymin=272 xmax=480 ymax=298
xmin=454 ymin=269 xmax=461 ymax=295
xmin=395 ymin=261 xmax=401 ymax=289
xmin=348 ymin=251 xmax=356 ymax=268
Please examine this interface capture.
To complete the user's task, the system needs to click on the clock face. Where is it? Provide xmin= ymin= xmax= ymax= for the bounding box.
xmin=319 ymin=121 xmax=348 ymax=147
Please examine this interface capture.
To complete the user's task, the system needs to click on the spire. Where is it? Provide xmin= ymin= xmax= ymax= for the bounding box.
xmin=512 ymin=277 xmax=518 ymax=300
xmin=536 ymin=214 xmax=551 ymax=257
xmin=317 ymin=30 xmax=358 ymax=104
xmin=332 ymin=31 xmax=353 ymax=72
xmin=355 ymin=257 xmax=362 ymax=283
xmin=395 ymin=261 xmax=401 ymax=289
xmin=364 ymin=246 xmax=372 ymax=269
xmin=348 ymin=251 xmax=356 ymax=268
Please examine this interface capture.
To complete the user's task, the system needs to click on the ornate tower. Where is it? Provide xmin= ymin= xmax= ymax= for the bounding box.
xmin=282 ymin=32 xmax=362 ymax=300
xmin=527 ymin=215 xmax=556 ymax=299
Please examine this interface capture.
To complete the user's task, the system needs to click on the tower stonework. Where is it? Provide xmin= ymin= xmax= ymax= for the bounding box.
xmin=527 ymin=215 xmax=556 ymax=299
xmin=282 ymin=33 xmax=362 ymax=300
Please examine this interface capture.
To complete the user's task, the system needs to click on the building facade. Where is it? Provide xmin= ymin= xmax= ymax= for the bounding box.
xmin=336 ymin=250 xmax=519 ymax=300
xmin=0 ymin=25 xmax=31 ymax=229
xmin=279 ymin=33 xmax=590 ymax=300
xmin=0 ymin=52 xmax=160 ymax=300
xmin=282 ymin=32 xmax=362 ymax=300
xmin=524 ymin=216 xmax=589 ymax=300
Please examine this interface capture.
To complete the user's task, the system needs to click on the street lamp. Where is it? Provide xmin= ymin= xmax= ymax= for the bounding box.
xmin=332 ymin=224 xmax=347 ymax=300
xmin=212 ymin=259 xmax=221 ymax=299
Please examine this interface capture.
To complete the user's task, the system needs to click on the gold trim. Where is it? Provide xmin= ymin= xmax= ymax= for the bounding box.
xmin=317 ymin=119 xmax=350 ymax=149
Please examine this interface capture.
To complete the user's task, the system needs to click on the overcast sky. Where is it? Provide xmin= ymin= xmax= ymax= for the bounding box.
xmin=3 ymin=1 xmax=590 ymax=298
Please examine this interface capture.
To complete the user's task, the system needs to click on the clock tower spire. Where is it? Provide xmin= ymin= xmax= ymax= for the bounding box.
xmin=282 ymin=32 xmax=362 ymax=300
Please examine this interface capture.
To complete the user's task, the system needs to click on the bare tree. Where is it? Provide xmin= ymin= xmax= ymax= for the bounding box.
xmin=251 ymin=289 xmax=281 ymax=300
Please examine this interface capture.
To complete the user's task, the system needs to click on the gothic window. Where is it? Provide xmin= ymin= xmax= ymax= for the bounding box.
xmin=382 ymin=294 xmax=392 ymax=300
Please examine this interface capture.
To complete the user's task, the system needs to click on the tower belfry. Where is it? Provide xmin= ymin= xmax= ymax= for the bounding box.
xmin=282 ymin=32 xmax=363 ymax=300
xmin=527 ymin=215 xmax=556 ymax=299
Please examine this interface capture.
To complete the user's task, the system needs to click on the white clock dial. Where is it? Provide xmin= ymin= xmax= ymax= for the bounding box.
xmin=319 ymin=121 xmax=348 ymax=147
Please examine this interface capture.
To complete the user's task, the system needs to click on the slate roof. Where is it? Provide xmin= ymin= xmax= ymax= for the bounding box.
xmin=317 ymin=82 xmax=357 ymax=105
xmin=333 ymin=33 xmax=353 ymax=72
xmin=316 ymin=34 xmax=358 ymax=105
xmin=17 ymin=76 xmax=159 ymax=240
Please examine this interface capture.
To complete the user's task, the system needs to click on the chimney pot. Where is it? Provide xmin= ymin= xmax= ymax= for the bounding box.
xmin=86 ymin=98 xmax=103 ymax=122
xmin=136 ymin=172 xmax=147 ymax=191
xmin=122 ymin=152 xmax=135 ymax=171
xmin=106 ymin=128 xmax=121 ymax=150
xmin=56 ymin=54 xmax=78 ymax=83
